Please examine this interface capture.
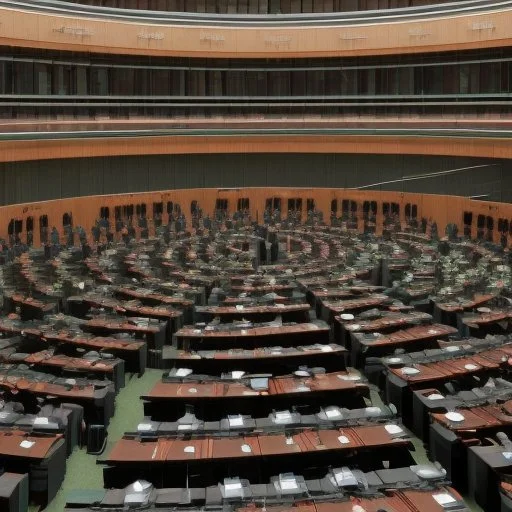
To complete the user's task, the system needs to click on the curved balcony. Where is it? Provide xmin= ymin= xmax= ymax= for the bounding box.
xmin=1 ymin=119 xmax=512 ymax=163
xmin=36 ymin=0 xmax=463 ymax=16
xmin=1 ymin=0 xmax=506 ymax=25
xmin=0 ymin=0 xmax=510 ymax=57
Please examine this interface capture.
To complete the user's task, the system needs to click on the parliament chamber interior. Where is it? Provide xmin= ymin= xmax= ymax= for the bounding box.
xmin=1 ymin=1 xmax=512 ymax=511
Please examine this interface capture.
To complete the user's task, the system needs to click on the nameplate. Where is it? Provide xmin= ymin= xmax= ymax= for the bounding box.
xmin=138 ymin=32 xmax=165 ymax=40
xmin=408 ymin=28 xmax=431 ymax=39
xmin=53 ymin=26 xmax=94 ymax=37
xmin=200 ymin=33 xmax=225 ymax=46
xmin=471 ymin=21 xmax=495 ymax=31
xmin=264 ymin=35 xmax=292 ymax=49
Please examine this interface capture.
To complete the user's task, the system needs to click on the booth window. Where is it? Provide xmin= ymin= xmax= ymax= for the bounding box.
xmin=237 ymin=198 xmax=249 ymax=211
xmin=153 ymin=202 xmax=163 ymax=215
xmin=122 ymin=205 xmax=134 ymax=218
xmin=63 ymin=213 xmax=73 ymax=228
xmin=26 ymin=217 xmax=34 ymax=245
xmin=215 ymin=199 xmax=228 ymax=211
xmin=39 ymin=215 xmax=48 ymax=243
xmin=153 ymin=202 xmax=163 ymax=226
xmin=288 ymin=198 xmax=302 ymax=213
xmin=363 ymin=201 xmax=377 ymax=219
xmin=306 ymin=198 xmax=315 ymax=211
xmin=8 ymin=219 xmax=22 ymax=236
xmin=135 ymin=203 xmax=146 ymax=217
xmin=100 ymin=206 xmax=110 ymax=219
xmin=266 ymin=198 xmax=281 ymax=211
xmin=330 ymin=199 xmax=338 ymax=214
xmin=405 ymin=203 xmax=417 ymax=219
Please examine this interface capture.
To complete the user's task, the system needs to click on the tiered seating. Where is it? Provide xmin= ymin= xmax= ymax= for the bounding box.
xmin=66 ymin=465 xmax=469 ymax=512
xmin=3 ymin=220 xmax=500 ymax=508
xmin=142 ymin=368 xmax=369 ymax=420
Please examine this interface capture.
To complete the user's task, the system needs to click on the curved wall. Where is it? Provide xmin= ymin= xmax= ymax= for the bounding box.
xmin=0 ymin=186 xmax=510 ymax=248
xmin=2 ymin=133 xmax=512 ymax=164
xmin=63 ymin=0 xmax=455 ymax=14
xmin=0 ymin=3 xmax=510 ymax=57
xmin=0 ymin=153 xmax=509 ymax=206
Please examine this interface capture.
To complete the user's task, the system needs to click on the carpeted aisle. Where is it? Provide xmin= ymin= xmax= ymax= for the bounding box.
xmin=40 ymin=369 xmax=162 ymax=512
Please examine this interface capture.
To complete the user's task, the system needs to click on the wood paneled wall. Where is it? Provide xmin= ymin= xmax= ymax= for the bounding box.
xmin=1 ymin=187 xmax=511 ymax=247
xmin=0 ymin=4 xmax=510 ymax=58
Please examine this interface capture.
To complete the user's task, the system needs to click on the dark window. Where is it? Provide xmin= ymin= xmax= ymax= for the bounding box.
xmin=341 ymin=200 xmax=350 ymax=214
xmin=265 ymin=198 xmax=281 ymax=211
xmin=391 ymin=203 xmax=400 ymax=215
xmin=191 ymin=200 xmax=199 ymax=215
xmin=350 ymin=201 xmax=357 ymax=213
xmin=122 ymin=205 xmax=134 ymax=218
xmin=363 ymin=201 xmax=377 ymax=219
xmin=287 ymin=198 xmax=302 ymax=212
xmin=383 ymin=202 xmax=390 ymax=215
xmin=100 ymin=206 xmax=110 ymax=219
xmin=63 ymin=213 xmax=73 ymax=227
xmin=135 ymin=204 xmax=147 ymax=217
xmin=330 ymin=199 xmax=338 ymax=213
xmin=39 ymin=215 xmax=48 ymax=243
xmin=486 ymin=216 xmax=494 ymax=230
xmin=477 ymin=215 xmax=486 ymax=229
xmin=237 ymin=198 xmax=249 ymax=210
xmin=363 ymin=201 xmax=370 ymax=219
xmin=153 ymin=202 xmax=163 ymax=215
xmin=26 ymin=217 xmax=34 ymax=245
xmin=166 ymin=201 xmax=174 ymax=214
xmin=463 ymin=211 xmax=473 ymax=225
xmin=115 ymin=206 xmax=122 ymax=220
xmin=405 ymin=203 xmax=418 ymax=219
xmin=9 ymin=219 xmax=22 ymax=236
xmin=306 ymin=198 xmax=315 ymax=211
xmin=215 ymin=199 xmax=228 ymax=211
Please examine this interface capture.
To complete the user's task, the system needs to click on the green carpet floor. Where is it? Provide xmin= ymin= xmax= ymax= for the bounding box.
xmin=35 ymin=374 xmax=484 ymax=511
xmin=39 ymin=369 xmax=162 ymax=512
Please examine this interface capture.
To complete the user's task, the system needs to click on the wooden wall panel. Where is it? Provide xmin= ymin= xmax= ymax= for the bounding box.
xmin=1 ymin=186 xmax=512 ymax=247
xmin=2 ymin=134 xmax=512 ymax=165
xmin=1 ymin=5 xmax=511 ymax=58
